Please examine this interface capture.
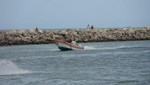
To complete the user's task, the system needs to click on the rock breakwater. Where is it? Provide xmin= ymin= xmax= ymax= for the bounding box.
xmin=0 ymin=27 xmax=150 ymax=46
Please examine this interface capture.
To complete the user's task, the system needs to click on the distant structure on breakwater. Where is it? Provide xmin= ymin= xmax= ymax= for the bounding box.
xmin=0 ymin=27 xmax=150 ymax=46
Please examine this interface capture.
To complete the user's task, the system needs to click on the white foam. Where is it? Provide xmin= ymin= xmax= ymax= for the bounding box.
xmin=84 ymin=46 xmax=96 ymax=50
xmin=84 ymin=46 xmax=120 ymax=50
xmin=0 ymin=60 xmax=31 ymax=75
xmin=84 ymin=45 xmax=143 ymax=51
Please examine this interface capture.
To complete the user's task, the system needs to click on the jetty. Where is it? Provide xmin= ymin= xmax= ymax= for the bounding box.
xmin=0 ymin=27 xmax=150 ymax=46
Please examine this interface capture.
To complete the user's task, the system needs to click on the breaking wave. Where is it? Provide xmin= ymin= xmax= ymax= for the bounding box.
xmin=0 ymin=60 xmax=31 ymax=75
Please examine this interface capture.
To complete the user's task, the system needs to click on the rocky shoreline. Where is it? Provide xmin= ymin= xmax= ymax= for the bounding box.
xmin=0 ymin=27 xmax=150 ymax=46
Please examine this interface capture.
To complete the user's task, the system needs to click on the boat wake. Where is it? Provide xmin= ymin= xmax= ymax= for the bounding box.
xmin=84 ymin=46 xmax=96 ymax=50
xmin=0 ymin=60 xmax=32 ymax=76
xmin=83 ymin=45 xmax=150 ymax=51
xmin=83 ymin=45 xmax=122 ymax=50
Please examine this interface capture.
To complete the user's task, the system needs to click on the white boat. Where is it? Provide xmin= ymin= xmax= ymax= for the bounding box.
xmin=54 ymin=40 xmax=84 ymax=51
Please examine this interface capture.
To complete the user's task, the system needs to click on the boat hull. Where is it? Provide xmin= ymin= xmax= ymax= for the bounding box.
xmin=58 ymin=46 xmax=73 ymax=51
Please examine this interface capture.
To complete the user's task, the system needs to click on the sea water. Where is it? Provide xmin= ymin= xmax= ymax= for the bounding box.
xmin=0 ymin=40 xmax=150 ymax=85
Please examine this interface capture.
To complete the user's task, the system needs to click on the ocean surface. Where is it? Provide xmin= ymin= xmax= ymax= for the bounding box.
xmin=0 ymin=40 xmax=150 ymax=85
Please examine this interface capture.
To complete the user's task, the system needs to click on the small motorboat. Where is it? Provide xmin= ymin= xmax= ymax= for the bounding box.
xmin=54 ymin=40 xmax=84 ymax=51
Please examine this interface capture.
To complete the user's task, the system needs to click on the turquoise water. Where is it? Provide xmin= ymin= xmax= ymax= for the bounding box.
xmin=0 ymin=40 xmax=150 ymax=85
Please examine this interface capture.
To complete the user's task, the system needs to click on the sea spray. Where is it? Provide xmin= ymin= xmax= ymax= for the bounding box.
xmin=0 ymin=60 xmax=31 ymax=75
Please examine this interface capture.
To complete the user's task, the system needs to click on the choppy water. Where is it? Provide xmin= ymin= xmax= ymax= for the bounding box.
xmin=0 ymin=40 xmax=150 ymax=85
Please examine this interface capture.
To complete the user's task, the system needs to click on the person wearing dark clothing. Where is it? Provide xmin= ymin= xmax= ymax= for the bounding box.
xmin=91 ymin=25 xmax=94 ymax=29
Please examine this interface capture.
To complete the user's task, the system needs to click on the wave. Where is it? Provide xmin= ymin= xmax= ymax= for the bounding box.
xmin=0 ymin=60 xmax=32 ymax=76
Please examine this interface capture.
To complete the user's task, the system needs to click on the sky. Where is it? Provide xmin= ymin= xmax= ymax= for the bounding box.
xmin=0 ymin=0 xmax=150 ymax=29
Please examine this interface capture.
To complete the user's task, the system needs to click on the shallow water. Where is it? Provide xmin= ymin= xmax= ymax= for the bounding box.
xmin=0 ymin=40 xmax=150 ymax=85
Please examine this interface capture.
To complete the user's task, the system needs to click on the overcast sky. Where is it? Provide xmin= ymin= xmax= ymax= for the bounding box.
xmin=0 ymin=0 xmax=150 ymax=29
